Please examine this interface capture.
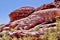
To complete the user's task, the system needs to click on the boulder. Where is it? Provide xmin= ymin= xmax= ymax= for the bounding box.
xmin=9 ymin=6 xmax=35 ymax=22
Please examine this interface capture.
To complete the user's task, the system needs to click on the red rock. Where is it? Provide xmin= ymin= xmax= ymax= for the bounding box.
xmin=36 ymin=0 xmax=60 ymax=11
xmin=36 ymin=3 xmax=56 ymax=11
xmin=10 ymin=8 xmax=60 ymax=30
xmin=9 ymin=6 xmax=35 ymax=22
xmin=54 ymin=0 xmax=60 ymax=2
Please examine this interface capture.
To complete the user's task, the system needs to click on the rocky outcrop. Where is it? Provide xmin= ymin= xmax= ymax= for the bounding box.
xmin=9 ymin=0 xmax=60 ymax=22
xmin=36 ymin=0 xmax=60 ymax=11
xmin=8 ymin=0 xmax=60 ymax=30
xmin=9 ymin=8 xmax=60 ymax=30
xmin=9 ymin=6 xmax=35 ymax=22
xmin=1 ymin=0 xmax=60 ymax=39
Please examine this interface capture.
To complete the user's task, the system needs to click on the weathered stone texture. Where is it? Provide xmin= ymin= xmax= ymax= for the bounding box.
xmin=9 ymin=6 xmax=35 ymax=22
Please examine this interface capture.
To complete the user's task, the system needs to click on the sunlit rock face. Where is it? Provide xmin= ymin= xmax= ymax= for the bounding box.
xmin=9 ymin=6 xmax=35 ymax=22
xmin=9 ymin=8 xmax=60 ymax=30
xmin=9 ymin=0 xmax=60 ymax=22
xmin=36 ymin=0 xmax=60 ymax=11
xmin=36 ymin=3 xmax=56 ymax=11
xmin=1 ymin=0 xmax=60 ymax=39
xmin=8 ymin=0 xmax=60 ymax=29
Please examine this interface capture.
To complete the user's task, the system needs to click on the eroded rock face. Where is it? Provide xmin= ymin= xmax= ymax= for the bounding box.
xmin=9 ymin=8 xmax=60 ymax=30
xmin=36 ymin=0 xmax=60 ymax=11
xmin=9 ymin=0 xmax=60 ymax=22
xmin=8 ymin=0 xmax=60 ymax=30
xmin=1 ymin=0 xmax=60 ymax=38
xmin=36 ymin=3 xmax=56 ymax=11
xmin=9 ymin=6 xmax=35 ymax=22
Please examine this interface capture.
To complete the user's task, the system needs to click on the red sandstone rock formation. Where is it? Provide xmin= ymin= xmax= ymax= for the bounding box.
xmin=9 ymin=6 xmax=35 ymax=22
xmin=8 ymin=0 xmax=60 ymax=29
xmin=36 ymin=3 xmax=56 ymax=11
xmin=9 ymin=0 xmax=60 ymax=22
xmin=9 ymin=8 xmax=60 ymax=30
xmin=36 ymin=0 xmax=60 ymax=11
xmin=1 ymin=0 xmax=60 ymax=38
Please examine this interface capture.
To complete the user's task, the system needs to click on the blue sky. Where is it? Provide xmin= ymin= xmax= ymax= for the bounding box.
xmin=0 ymin=0 xmax=53 ymax=24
